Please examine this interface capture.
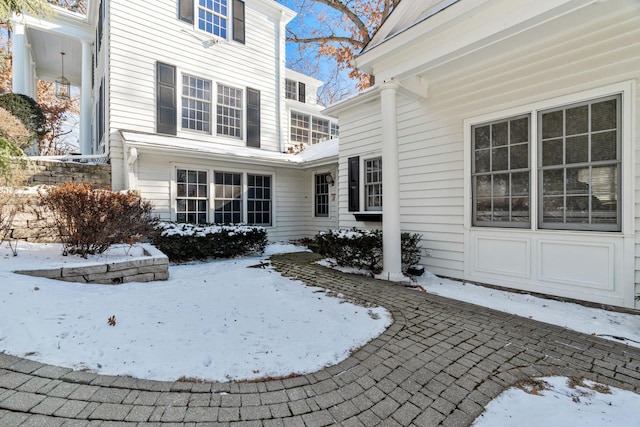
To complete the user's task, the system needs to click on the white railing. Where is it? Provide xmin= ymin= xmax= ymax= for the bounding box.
xmin=28 ymin=154 xmax=109 ymax=164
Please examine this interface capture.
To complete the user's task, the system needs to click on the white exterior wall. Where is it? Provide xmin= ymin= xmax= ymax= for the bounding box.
xmin=131 ymin=151 xmax=317 ymax=241
xmin=337 ymin=3 xmax=640 ymax=307
xmin=106 ymin=0 xmax=287 ymax=190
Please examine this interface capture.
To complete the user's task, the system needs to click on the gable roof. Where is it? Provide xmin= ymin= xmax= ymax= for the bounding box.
xmin=362 ymin=0 xmax=460 ymax=54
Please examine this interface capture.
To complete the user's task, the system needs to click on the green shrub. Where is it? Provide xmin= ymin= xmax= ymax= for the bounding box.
xmin=0 ymin=93 xmax=46 ymax=139
xmin=314 ymin=228 xmax=422 ymax=274
xmin=39 ymin=182 xmax=155 ymax=257
xmin=151 ymin=222 xmax=268 ymax=262
xmin=0 ymin=136 xmax=26 ymax=185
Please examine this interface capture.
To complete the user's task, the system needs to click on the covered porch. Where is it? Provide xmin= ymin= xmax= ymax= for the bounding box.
xmin=10 ymin=3 xmax=97 ymax=154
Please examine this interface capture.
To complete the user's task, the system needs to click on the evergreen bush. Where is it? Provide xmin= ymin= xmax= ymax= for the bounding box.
xmin=151 ymin=222 xmax=268 ymax=262
xmin=0 ymin=93 xmax=46 ymax=139
xmin=314 ymin=228 xmax=423 ymax=274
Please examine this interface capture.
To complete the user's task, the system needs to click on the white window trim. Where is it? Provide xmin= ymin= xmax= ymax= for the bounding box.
xmin=349 ymin=153 xmax=383 ymax=215
xmin=170 ymin=164 xmax=275 ymax=227
xmin=216 ymin=81 xmax=245 ymax=141
xmin=180 ymin=73 xmax=212 ymax=134
xmin=313 ymin=171 xmax=332 ymax=218
xmin=463 ymin=81 xmax=635 ymax=236
xmin=195 ymin=0 xmax=230 ymax=40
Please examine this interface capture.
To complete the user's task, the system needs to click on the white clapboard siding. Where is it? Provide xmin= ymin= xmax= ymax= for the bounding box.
xmin=107 ymin=0 xmax=282 ymax=155
xmin=337 ymin=3 xmax=640 ymax=288
xmin=132 ymin=151 xmax=312 ymax=242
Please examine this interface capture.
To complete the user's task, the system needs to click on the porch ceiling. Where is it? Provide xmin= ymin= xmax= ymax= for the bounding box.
xmin=29 ymin=29 xmax=83 ymax=85
xmin=20 ymin=7 xmax=93 ymax=86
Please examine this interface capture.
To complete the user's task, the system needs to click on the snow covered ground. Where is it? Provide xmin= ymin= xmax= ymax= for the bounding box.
xmin=1 ymin=242 xmax=639 ymax=425
xmin=0 ymin=242 xmax=390 ymax=382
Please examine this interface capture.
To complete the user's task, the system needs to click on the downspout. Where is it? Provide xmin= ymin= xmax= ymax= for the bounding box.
xmin=275 ymin=10 xmax=286 ymax=153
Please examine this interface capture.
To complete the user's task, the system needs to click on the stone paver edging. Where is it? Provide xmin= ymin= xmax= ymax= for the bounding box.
xmin=0 ymin=251 xmax=638 ymax=426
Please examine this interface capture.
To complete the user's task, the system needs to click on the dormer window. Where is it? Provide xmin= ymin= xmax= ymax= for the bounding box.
xmin=285 ymin=78 xmax=306 ymax=103
xmin=178 ymin=0 xmax=245 ymax=44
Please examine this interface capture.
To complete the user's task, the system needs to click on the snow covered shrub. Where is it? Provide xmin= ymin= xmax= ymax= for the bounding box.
xmin=314 ymin=228 xmax=422 ymax=273
xmin=39 ymin=182 xmax=154 ymax=257
xmin=151 ymin=222 xmax=267 ymax=262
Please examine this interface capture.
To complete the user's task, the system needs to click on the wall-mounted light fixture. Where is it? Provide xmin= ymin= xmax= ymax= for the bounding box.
xmin=326 ymin=172 xmax=335 ymax=186
xmin=55 ymin=52 xmax=70 ymax=99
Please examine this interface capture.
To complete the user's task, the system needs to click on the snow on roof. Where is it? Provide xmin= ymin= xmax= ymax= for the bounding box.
xmin=120 ymin=131 xmax=338 ymax=166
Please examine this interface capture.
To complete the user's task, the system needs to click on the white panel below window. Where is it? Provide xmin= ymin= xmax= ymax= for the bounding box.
xmin=538 ymin=240 xmax=614 ymax=290
xmin=475 ymin=237 xmax=530 ymax=278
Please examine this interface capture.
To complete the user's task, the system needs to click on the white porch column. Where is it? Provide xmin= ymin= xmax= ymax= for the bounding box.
xmin=80 ymin=40 xmax=92 ymax=154
xmin=11 ymin=22 xmax=27 ymax=95
xmin=376 ymin=81 xmax=406 ymax=282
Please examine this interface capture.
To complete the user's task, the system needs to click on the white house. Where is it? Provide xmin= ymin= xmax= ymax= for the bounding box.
xmin=11 ymin=0 xmax=340 ymax=241
xmin=327 ymin=0 xmax=640 ymax=309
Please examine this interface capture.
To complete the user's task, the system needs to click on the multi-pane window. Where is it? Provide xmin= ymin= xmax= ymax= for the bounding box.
xmin=182 ymin=74 xmax=211 ymax=132
xmin=312 ymin=117 xmax=330 ymax=144
xmin=197 ymin=0 xmax=228 ymax=38
xmin=290 ymin=111 xmax=337 ymax=145
xmin=315 ymin=173 xmax=330 ymax=217
xmin=291 ymin=112 xmax=310 ymax=143
xmin=539 ymin=96 xmax=620 ymax=231
xmin=471 ymin=95 xmax=621 ymax=232
xmin=365 ymin=158 xmax=382 ymax=211
xmin=472 ymin=116 xmax=530 ymax=227
xmin=217 ymin=84 xmax=242 ymax=138
xmin=285 ymin=79 xmax=298 ymax=101
xmin=214 ymin=172 xmax=242 ymax=223
xmin=330 ymin=122 xmax=339 ymax=139
xmin=177 ymin=169 xmax=208 ymax=224
xmin=248 ymin=174 xmax=271 ymax=225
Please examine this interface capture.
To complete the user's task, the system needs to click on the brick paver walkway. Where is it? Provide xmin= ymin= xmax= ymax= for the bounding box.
xmin=1 ymin=251 xmax=639 ymax=426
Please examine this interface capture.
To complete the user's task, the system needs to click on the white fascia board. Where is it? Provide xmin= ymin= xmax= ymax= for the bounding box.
xmin=120 ymin=132 xmax=337 ymax=170
xmin=253 ymin=0 xmax=297 ymax=24
xmin=356 ymin=0 xmax=597 ymax=81
xmin=20 ymin=10 xmax=92 ymax=42
xmin=285 ymin=68 xmax=324 ymax=88
xmin=323 ymin=85 xmax=382 ymax=116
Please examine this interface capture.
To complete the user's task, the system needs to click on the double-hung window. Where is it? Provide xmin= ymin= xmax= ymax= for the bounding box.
xmin=291 ymin=112 xmax=310 ymax=143
xmin=315 ymin=173 xmax=330 ymax=217
xmin=539 ymin=96 xmax=620 ymax=230
xmin=182 ymin=74 xmax=211 ymax=133
xmin=312 ymin=117 xmax=330 ymax=144
xmin=176 ymin=168 xmax=208 ymax=224
xmin=365 ymin=158 xmax=382 ymax=211
xmin=214 ymin=172 xmax=242 ymax=223
xmin=217 ymin=84 xmax=243 ymax=138
xmin=290 ymin=111 xmax=337 ymax=145
xmin=472 ymin=116 xmax=530 ymax=227
xmin=197 ymin=0 xmax=228 ymax=38
xmin=248 ymin=174 xmax=271 ymax=225
xmin=179 ymin=0 xmax=245 ymax=43
xmin=471 ymin=94 xmax=621 ymax=232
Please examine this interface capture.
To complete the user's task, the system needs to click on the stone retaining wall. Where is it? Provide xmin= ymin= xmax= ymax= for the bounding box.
xmin=15 ymin=245 xmax=169 ymax=284
xmin=16 ymin=159 xmax=111 ymax=188
xmin=3 ymin=192 xmax=58 ymax=242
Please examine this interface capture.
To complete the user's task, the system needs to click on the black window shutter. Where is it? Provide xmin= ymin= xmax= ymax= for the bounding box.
xmin=246 ymin=88 xmax=260 ymax=148
xmin=298 ymin=82 xmax=306 ymax=103
xmin=233 ymin=0 xmax=246 ymax=44
xmin=156 ymin=62 xmax=177 ymax=135
xmin=178 ymin=0 xmax=194 ymax=24
xmin=348 ymin=156 xmax=360 ymax=212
